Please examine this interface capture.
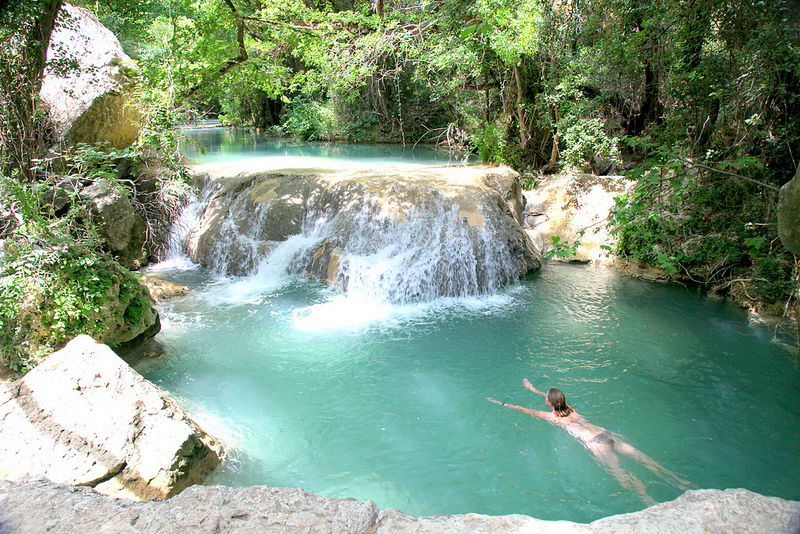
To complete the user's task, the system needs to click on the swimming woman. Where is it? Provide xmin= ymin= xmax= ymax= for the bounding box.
xmin=488 ymin=379 xmax=690 ymax=504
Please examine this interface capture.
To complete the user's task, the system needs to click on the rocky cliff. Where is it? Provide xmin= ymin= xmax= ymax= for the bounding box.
xmin=523 ymin=172 xmax=632 ymax=263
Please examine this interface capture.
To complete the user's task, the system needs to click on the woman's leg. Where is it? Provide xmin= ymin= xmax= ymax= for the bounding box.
xmin=612 ymin=440 xmax=692 ymax=490
xmin=589 ymin=442 xmax=656 ymax=505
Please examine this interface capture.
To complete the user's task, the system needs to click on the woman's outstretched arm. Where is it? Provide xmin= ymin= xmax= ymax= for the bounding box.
xmin=487 ymin=397 xmax=550 ymax=419
xmin=523 ymin=378 xmax=547 ymax=396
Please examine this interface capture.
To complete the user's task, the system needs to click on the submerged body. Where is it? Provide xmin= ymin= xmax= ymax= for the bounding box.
xmin=489 ymin=379 xmax=690 ymax=504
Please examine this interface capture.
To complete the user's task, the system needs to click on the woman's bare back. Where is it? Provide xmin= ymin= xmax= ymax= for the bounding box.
xmin=546 ymin=410 xmax=609 ymax=445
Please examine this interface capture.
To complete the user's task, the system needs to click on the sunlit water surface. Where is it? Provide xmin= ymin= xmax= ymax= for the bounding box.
xmin=141 ymin=261 xmax=800 ymax=523
xmin=180 ymin=124 xmax=477 ymax=166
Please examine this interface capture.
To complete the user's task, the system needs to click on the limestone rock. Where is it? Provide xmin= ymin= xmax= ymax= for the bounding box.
xmin=188 ymin=172 xmax=310 ymax=276
xmin=0 ymin=478 xmax=380 ymax=534
xmin=141 ymin=276 xmax=190 ymax=303
xmin=186 ymin=162 xmax=541 ymax=300
xmin=590 ymin=488 xmax=800 ymax=534
xmin=375 ymin=509 xmax=587 ymax=533
xmin=41 ymin=4 xmax=141 ymax=149
xmin=479 ymin=167 xmax=526 ymax=223
xmin=0 ymin=336 xmax=222 ymax=501
xmin=778 ymin=164 xmax=800 ymax=255
xmin=0 ymin=478 xmax=797 ymax=534
xmin=523 ymin=173 xmax=633 ymax=263
xmin=80 ymin=178 xmax=147 ymax=268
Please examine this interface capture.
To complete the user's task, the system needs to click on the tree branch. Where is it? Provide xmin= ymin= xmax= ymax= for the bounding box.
xmin=679 ymin=157 xmax=780 ymax=192
xmin=177 ymin=0 xmax=249 ymax=104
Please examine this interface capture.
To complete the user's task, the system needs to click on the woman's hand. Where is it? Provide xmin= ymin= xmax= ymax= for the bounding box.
xmin=523 ymin=378 xmax=545 ymax=396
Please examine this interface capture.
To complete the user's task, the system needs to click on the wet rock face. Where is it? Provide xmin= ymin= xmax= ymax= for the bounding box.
xmin=186 ymin=164 xmax=541 ymax=301
xmin=0 ymin=336 xmax=222 ymax=501
xmin=41 ymin=4 xmax=141 ymax=149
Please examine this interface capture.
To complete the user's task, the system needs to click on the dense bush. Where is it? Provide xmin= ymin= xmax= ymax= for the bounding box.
xmin=0 ymin=241 xmax=151 ymax=375
xmin=0 ymin=145 xmax=166 ymax=376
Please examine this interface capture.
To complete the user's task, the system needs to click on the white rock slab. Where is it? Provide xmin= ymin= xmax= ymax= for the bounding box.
xmin=0 ymin=336 xmax=222 ymax=500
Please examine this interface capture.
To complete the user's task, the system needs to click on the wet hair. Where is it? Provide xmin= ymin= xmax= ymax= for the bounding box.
xmin=547 ymin=388 xmax=573 ymax=417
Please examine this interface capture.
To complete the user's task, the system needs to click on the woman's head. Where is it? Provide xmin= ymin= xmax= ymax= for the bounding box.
xmin=546 ymin=388 xmax=572 ymax=417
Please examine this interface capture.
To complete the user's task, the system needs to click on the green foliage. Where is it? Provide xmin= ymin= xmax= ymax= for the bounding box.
xmin=59 ymin=143 xmax=131 ymax=181
xmin=607 ymin=135 xmax=793 ymax=302
xmin=136 ymin=90 xmax=189 ymax=177
xmin=543 ymin=233 xmax=583 ymax=260
xmin=0 ymin=149 xmax=153 ymax=376
xmin=519 ymin=173 xmax=537 ymax=190
xmin=558 ymin=116 xmax=620 ymax=171
xmin=0 ymin=240 xmax=146 ymax=376
xmin=472 ymin=121 xmax=509 ymax=165
xmin=280 ymin=98 xmax=336 ymax=141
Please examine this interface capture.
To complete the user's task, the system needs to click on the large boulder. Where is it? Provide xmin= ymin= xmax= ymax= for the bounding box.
xmin=0 ymin=479 xmax=798 ymax=534
xmin=186 ymin=161 xmax=541 ymax=302
xmin=523 ymin=173 xmax=633 ymax=263
xmin=80 ymin=178 xmax=148 ymax=268
xmin=41 ymin=3 xmax=141 ymax=149
xmin=0 ymin=336 xmax=222 ymax=501
xmin=778 ymin=164 xmax=800 ymax=255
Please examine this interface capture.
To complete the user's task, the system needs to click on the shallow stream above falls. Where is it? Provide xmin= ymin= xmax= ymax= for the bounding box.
xmin=139 ymin=130 xmax=800 ymax=523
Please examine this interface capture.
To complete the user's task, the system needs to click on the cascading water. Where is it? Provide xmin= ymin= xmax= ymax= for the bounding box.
xmin=329 ymin=201 xmax=523 ymax=303
xmin=178 ymin=171 xmax=539 ymax=303
xmin=160 ymin=186 xmax=211 ymax=269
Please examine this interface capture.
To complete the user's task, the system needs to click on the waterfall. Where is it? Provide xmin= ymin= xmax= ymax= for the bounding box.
xmin=327 ymin=200 xmax=524 ymax=303
xmin=160 ymin=187 xmax=210 ymax=268
xmin=174 ymin=169 xmax=540 ymax=303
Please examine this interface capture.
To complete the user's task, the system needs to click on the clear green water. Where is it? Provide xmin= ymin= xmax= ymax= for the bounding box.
xmin=141 ymin=261 xmax=800 ymax=523
xmin=181 ymin=125 xmax=477 ymax=166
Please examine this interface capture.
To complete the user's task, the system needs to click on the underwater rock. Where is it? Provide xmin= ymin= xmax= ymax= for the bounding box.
xmin=41 ymin=4 xmax=141 ymax=149
xmin=0 ymin=479 xmax=797 ymax=534
xmin=186 ymin=163 xmax=541 ymax=301
xmin=0 ymin=336 xmax=222 ymax=501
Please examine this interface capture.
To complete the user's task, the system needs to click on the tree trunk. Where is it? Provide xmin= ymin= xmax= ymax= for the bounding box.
xmin=513 ymin=64 xmax=531 ymax=154
xmin=1 ymin=0 xmax=64 ymax=182
xmin=626 ymin=61 xmax=660 ymax=136
xmin=543 ymin=103 xmax=559 ymax=172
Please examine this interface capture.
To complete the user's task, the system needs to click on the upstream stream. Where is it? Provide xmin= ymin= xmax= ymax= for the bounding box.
xmin=140 ymin=127 xmax=800 ymax=523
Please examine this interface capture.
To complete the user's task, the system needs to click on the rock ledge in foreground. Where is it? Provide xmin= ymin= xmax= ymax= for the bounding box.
xmin=0 ymin=336 xmax=221 ymax=501
xmin=0 ymin=478 xmax=798 ymax=534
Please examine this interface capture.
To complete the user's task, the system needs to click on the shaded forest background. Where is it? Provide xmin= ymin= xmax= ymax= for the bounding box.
xmin=1 ymin=0 xmax=800 ymax=371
